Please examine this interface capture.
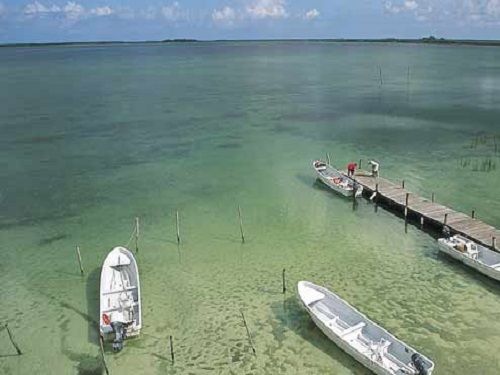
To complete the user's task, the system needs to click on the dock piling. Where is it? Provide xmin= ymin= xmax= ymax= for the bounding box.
xmin=282 ymin=268 xmax=286 ymax=294
xmin=359 ymin=159 xmax=362 ymax=169
xmin=4 ymin=324 xmax=22 ymax=355
xmin=99 ymin=334 xmax=110 ymax=375
xmin=431 ymin=192 xmax=435 ymax=203
xmin=238 ymin=205 xmax=245 ymax=243
xmin=176 ymin=210 xmax=180 ymax=244
xmin=75 ymin=245 xmax=84 ymax=275
xmin=404 ymin=193 xmax=410 ymax=218
xmin=402 ymin=180 xmax=405 ymax=189
xmin=420 ymin=216 xmax=424 ymax=228
xmin=169 ymin=335 xmax=175 ymax=364
xmin=326 ymin=152 xmax=331 ymax=165
xmin=135 ymin=217 xmax=140 ymax=253
xmin=472 ymin=210 xmax=476 ymax=219
xmin=240 ymin=310 xmax=256 ymax=356
xmin=444 ymin=213 xmax=448 ymax=225
xmin=493 ymin=237 xmax=497 ymax=250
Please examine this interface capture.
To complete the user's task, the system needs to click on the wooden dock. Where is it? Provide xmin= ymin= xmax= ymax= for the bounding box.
xmin=352 ymin=172 xmax=499 ymax=251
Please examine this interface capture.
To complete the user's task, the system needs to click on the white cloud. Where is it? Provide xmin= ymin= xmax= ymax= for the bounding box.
xmin=161 ymin=2 xmax=186 ymax=21
xmin=63 ymin=1 xmax=85 ymax=20
xmin=246 ymin=0 xmax=288 ymax=19
xmin=304 ymin=8 xmax=320 ymax=20
xmin=90 ymin=6 xmax=113 ymax=17
xmin=212 ymin=6 xmax=237 ymax=24
xmin=23 ymin=2 xmax=118 ymax=21
xmin=384 ymin=0 xmax=500 ymax=24
xmin=24 ymin=1 xmax=61 ymax=17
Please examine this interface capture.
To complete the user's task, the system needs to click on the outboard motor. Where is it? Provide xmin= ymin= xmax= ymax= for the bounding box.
xmin=111 ymin=321 xmax=126 ymax=352
xmin=411 ymin=353 xmax=428 ymax=375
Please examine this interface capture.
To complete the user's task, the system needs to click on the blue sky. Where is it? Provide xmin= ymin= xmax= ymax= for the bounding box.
xmin=0 ymin=0 xmax=499 ymax=43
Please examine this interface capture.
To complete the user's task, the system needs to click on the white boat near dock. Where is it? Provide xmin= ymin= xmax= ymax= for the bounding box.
xmin=298 ymin=281 xmax=434 ymax=375
xmin=438 ymin=235 xmax=500 ymax=282
xmin=313 ymin=160 xmax=363 ymax=198
xmin=100 ymin=246 xmax=142 ymax=351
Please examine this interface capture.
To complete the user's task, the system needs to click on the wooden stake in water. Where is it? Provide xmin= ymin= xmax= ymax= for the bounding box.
xmin=444 ymin=213 xmax=448 ymax=225
xmin=282 ymin=268 xmax=286 ymax=294
xmin=5 ymin=323 xmax=22 ymax=355
xmin=378 ymin=66 xmax=383 ymax=85
xmin=326 ymin=152 xmax=331 ymax=165
xmin=471 ymin=210 xmax=476 ymax=219
xmin=402 ymin=180 xmax=405 ymax=189
xmin=404 ymin=193 xmax=410 ymax=218
xmin=420 ymin=216 xmax=424 ymax=228
xmin=240 ymin=310 xmax=256 ymax=356
xmin=493 ymin=237 xmax=497 ymax=250
xmin=359 ymin=159 xmax=362 ymax=169
xmin=75 ymin=245 xmax=84 ymax=275
xmin=176 ymin=210 xmax=180 ymax=244
xmin=169 ymin=335 xmax=175 ymax=364
xmin=135 ymin=217 xmax=140 ymax=253
xmin=238 ymin=205 xmax=245 ymax=243
xmin=99 ymin=334 xmax=110 ymax=375
xmin=431 ymin=192 xmax=435 ymax=203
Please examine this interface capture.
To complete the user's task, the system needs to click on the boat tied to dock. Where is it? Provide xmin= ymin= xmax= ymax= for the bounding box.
xmin=438 ymin=235 xmax=500 ymax=282
xmin=313 ymin=160 xmax=363 ymax=198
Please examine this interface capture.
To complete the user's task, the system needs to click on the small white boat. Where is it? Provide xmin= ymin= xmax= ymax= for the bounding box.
xmin=438 ymin=235 xmax=500 ymax=282
xmin=100 ymin=246 xmax=141 ymax=351
xmin=298 ymin=281 xmax=434 ymax=375
xmin=313 ymin=160 xmax=363 ymax=198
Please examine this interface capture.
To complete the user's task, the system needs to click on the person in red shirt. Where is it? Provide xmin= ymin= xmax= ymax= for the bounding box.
xmin=347 ymin=162 xmax=357 ymax=177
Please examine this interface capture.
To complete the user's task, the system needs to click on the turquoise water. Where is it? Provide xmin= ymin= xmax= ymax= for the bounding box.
xmin=1 ymin=42 xmax=499 ymax=374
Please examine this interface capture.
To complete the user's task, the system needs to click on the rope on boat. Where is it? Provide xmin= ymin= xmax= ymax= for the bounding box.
xmin=124 ymin=223 xmax=137 ymax=249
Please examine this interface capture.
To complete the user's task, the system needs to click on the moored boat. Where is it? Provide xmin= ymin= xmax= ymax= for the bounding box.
xmin=438 ymin=235 xmax=500 ymax=282
xmin=297 ymin=281 xmax=434 ymax=375
xmin=100 ymin=246 xmax=141 ymax=351
xmin=313 ymin=160 xmax=363 ymax=198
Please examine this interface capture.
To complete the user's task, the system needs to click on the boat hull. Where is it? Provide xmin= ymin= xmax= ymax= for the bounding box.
xmin=297 ymin=281 xmax=434 ymax=375
xmin=313 ymin=160 xmax=363 ymax=198
xmin=438 ymin=239 xmax=500 ymax=282
xmin=99 ymin=246 xmax=142 ymax=340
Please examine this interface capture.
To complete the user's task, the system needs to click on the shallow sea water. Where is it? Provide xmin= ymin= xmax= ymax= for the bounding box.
xmin=0 ymin=42 xmax=499 ymax=374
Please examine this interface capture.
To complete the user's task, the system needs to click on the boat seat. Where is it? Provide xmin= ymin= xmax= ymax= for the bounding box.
xmin=102 ymin=286 xmax=137 ymax=296
xmin=341 ymin=322 xmax=366 ymax=339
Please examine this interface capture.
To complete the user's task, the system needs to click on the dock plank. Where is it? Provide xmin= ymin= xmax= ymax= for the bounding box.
xmin=352 ymin=170 xmax=499 ymax=250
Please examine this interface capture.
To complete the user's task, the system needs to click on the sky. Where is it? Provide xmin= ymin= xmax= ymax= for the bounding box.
xmin=0 ymin=0 xmax=499 ymax=43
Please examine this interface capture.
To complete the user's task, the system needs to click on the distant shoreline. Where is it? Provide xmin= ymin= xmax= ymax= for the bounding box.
xmin=2 ymin=38 xmax=500 ymax=48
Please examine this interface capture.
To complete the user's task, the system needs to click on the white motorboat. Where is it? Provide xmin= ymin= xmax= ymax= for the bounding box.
xmin=313 ymin=160 xmax=363 ymax=198
xmin=438 ymin=235 xmax=500 ymax=282
xmin=100 ymin=246 xmax=141 ymax=351
xmin=297 ymin=281 xmax=434 ymax=375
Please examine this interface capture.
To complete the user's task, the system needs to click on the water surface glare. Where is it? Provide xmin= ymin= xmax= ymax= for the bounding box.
xmin=1 ymin=42 xmax=500 ymax=374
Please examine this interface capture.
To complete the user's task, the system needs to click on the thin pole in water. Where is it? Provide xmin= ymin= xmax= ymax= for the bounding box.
xmin=444 ymin=213 xmax=448 ymax=225
xmin=4 ymin=323 xmax=22 ymax=355
xmin=402 ymin=180 xmax=405 ymax=189
xmin=420 ymin=216 xmax=424 ymax=229
xmin=431 ymin=192 xmax=435 ymax=203
xmin=169 ymin=335 xmax=175 ymax=364
xmin=493 ymin=237 xmax=497 ymax=250
xmin=471 ymin=210 xmax=476 ymax=219
xmin=238 ymin=205 xmax=245 ymax=243
xmin=176 ymin=210 xmax=181 ymax=244
xmin=240 ymin=310 xmax=256 ymax=356
xmin=404 ymin=193 xmax=410 ymax=218
xmin=378 ymin=66 xmax=383 ymax=85
xmin=359 ymin=159 xmax=362 ymax=169
xmin=326 ymin=152 xmax=331 ymax=165
xmin=99 ymin=334 xmax=110 ymax=375
xmin=76 ymin=245 xmax=84 ymax=275
xmin=282 ymin=268 xmax=286 ymax=294
xmin=135 ymin=217 xmax=139 ymax=253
